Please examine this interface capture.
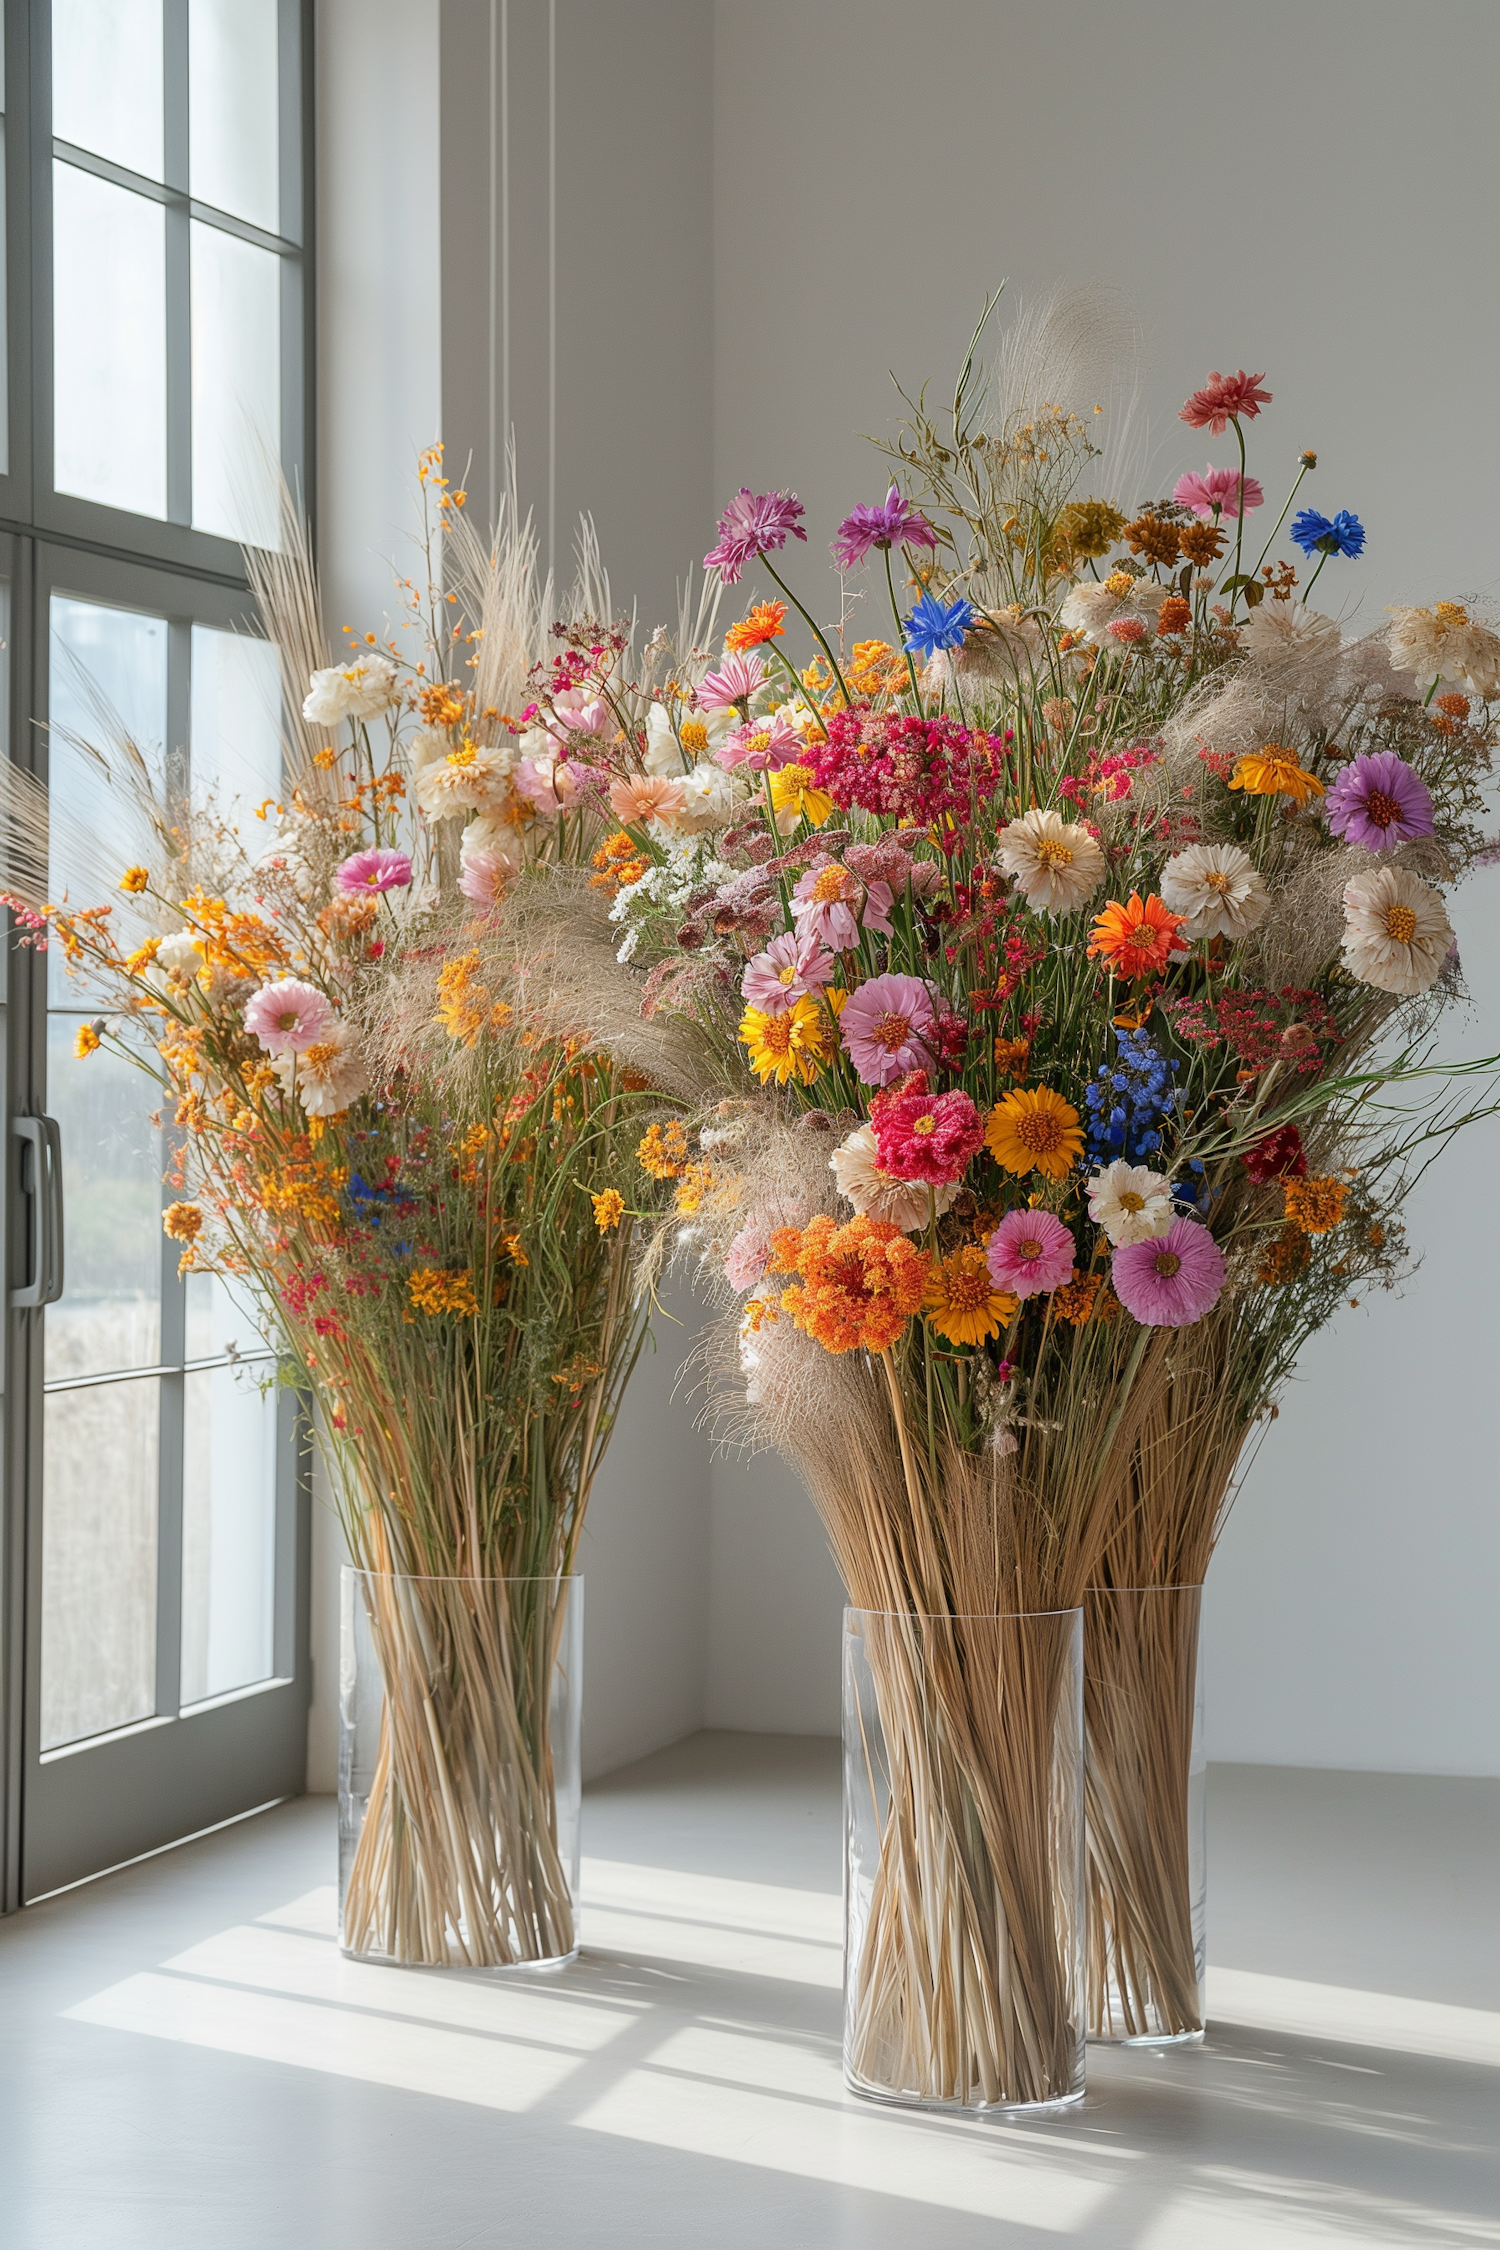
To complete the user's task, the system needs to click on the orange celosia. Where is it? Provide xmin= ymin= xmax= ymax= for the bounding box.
xmin=592 ymin=1189 xmax=625 ymax=1232
xmin=773 ymin=1213 xmax=930 ymax=1356
xmin=724 ymin=602 xmax=787 ymax=653
xmin=637 ymin=1120 xmax=690 ymax=1179
xmin=1088 ymin=893 xmax=1188 ymax=980
xmin=590 ymin=831 xmax=649 ymax=893
xmin=1282 ymin=1176 xmax=1348 ymax=1235
xmin=162 ymin=1201 xmax=203 ymax=1242
xmin=419 ymin=682 xmax=467 ymax=729
xmin=673 ymin=1161 xmax=717 ymax=1214
xmin=847 ymin=639 xmax=910 ymax=698
xmin=407 ymin=1267 xmax=479 ymax=1318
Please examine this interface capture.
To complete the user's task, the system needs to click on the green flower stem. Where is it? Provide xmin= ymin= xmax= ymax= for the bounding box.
xmin=1252 ymin=459 xmax=1312 ymax=580
xmin=760 ymin=555 xmax=851 ymax=707
xmin=884 ymin=546 xmax=924 ymax=705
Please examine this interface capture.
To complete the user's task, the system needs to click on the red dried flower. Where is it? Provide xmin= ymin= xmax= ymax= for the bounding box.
xmin=1244 ymin=1124 xmax=1308 ymax=1184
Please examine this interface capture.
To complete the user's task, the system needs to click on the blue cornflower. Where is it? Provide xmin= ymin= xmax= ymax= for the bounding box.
xmin=902 ymin=591 xmax=976 ymax=658
xmin=1290 ymin=508 xmax=1365 ymax=560
xmin=1082 ymin=1028 xmax=1181 ymax=1165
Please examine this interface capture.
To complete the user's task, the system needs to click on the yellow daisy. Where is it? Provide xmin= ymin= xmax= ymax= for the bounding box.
xmin=1229 ymin=743 xmax=1324 ymax=805
xmin=983 ymin=1086 xmax=1085 ymax=1180
xmin=739 ymin=995 xmax=833 ymax=1086
xmin=768 ymin=762 xmax=835 ymax=830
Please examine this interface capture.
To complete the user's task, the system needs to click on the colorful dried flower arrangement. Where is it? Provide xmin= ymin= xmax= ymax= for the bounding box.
xmin=0 ymin=458 xmax=696 ymax=1970
xmin=505 ymin=299 xmax=1497 ymax=2101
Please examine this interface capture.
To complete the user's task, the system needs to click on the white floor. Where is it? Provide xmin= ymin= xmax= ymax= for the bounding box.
xmin=0 ymin=1734 xmax=1496 ymax=2248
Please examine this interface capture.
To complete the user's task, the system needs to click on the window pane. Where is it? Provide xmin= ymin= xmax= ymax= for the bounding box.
xmin=0 ymin=121 xmax=9 ymax=476
xmin=189 ymin=623 xmax=282 ymax=852
xmin=53 ymin=163 xmax=167 ymax=518
xmin=48 ymin=596 xmax=168 ymax=1008
xmin=190 ymin=221 xmax=280 ymax=546
xmin=45 ymin=1018 xmax=163 ymax=1383
xmin=41 ymin=1377 xmax=160 ymax=1749
xmin=188 ymin=0 xmax=278 ymax=233
xmin=52 ymin=0 xmax=164 ymax=180
xmin=180 ymin=1364 xmax=277 ymax=1704
xmin=185 ymin=1269 xmax=272 ymax=1362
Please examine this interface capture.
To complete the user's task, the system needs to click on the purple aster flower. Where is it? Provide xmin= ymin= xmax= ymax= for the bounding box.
xmin=832 ymin=485 xmax=938 ymax=571
xmin=1111 ymin=1217 xmax=1224 ymax=1327
xmin=838 ymin=972 xmax=938 ymax=1087
xmin=703 ymin=488 xmax=807 ymax=585
xmin=336 ymin=846 xmax=413 ymax=893
xmin=1325 ymin=750 xmax=1434 ymax=852
xmin=741 ymin=930 xmax=836 ymax=1016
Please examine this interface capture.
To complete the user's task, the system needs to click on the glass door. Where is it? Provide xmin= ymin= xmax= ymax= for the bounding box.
xmin=16 ymin=547 xmax=308 ymax=1901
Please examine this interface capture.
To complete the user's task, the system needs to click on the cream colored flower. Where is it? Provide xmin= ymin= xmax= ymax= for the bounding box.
xmin=155 ymin=930 xmax=204 ymax=978
xmin=643 ymin=702 xmax=733 ymax=776
xmin=1241 ymin=600 xmax=1342 ymax=666
xmin=414 ymin=745 xmax=513 ymax=820
xmin=677 ymin=760 xmax=740 ymax=831
xmin=302 ymin=656 xmax=397 ymax=726
xmin=1059 ymin=576 xmax=1167 ymax=647
xmin=830 ymin=1124 xmax=957 ymax=1235
xmin=273 ymin=1019 xmax=368 ymax=1117
xmin=996 ymin=806 xmax=1106 ymax=915
xmin=1158 ymin=842 xmax=1269 ymax=942
xmin=1387 ymin=603 xmax=1500 ymax=697
xmin=1341 ymin=864 xmax=1453 ymax=996
xmin=460 ymin=816 xmax=523 ymax=872
xmin=1086 ymin=1160 xmax=1175 ymax=1247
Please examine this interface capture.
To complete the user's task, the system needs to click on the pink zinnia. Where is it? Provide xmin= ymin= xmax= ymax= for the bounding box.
xmin=715 ymin=713 xmax=803 ymax=772
xmin=870 ymin=1076 xmax=984 ymax=1186
xmin=985 ymin=1208 xmax=1075 ymax=1298
xmin=742 ymin=930 xmax=835 ymax=1015
xmin=791 ymin=860 xmax=895 ymax=950
xmin=1111 ymin=1217 xmax=1225 ymax=1327
xmin=703 ymin=488 xmax=807 ymax=585
xmin=458 ymin=849 xmax=516 ymax=909
xmin=724 ymin=1218 xmax=776 ymax=1292
xmin=698 ymin=651 xmax=765 ymax=713
xmin=336 ymin=846 xmax=412 ymax=894
xmin=1179 ymin=369 xmax=1272 ymax=433
xmin=838 ymin=973 xmax=937 ymax=1088
xmin=1174 ymin=466 xmax=1264 ymax=521
xmin=609 ymin=774 xmax=686 ymax=824
xmin=1107 ymin=616 xmax=1148 ymax=645
xmin=244 ymin=978 xmax=334 ymax=1055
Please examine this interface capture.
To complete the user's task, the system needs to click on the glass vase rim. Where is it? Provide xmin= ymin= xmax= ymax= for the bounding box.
xmin=1084 ymin=1581 xmax=1204 ymax=1595
xmin=343 ymin=1567 xmax=582 ymax=1586
xmin=843 ymin=1603 xmax=1082 ymax=1623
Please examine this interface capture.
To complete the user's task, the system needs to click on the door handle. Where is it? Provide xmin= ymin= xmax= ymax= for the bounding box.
xmin=12 ymin=1115 xmax=64 ymax=1308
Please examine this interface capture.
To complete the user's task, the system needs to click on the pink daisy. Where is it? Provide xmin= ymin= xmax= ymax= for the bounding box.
xmin=714 ymin=713 xmax=803 ymax=772
xmin=870 ymin=1075 xmax=984 ymax=1186
xmin=244 ymin=978 xmax=334 ymax=1055
xmin=1111 ymin=1217 xmax=1225 ymax=1327
xmin=742 ymin=930 xmax=835 ymax=1015
xmin=336 ymin=846 xmax=412 ymax=894
xmin=1173 ymin=466 xmax=1265 ymax=521
xmin=698 ymin=650 xmax=765 ymax=713
xmin=985 ymin=1208 xmax=1076 ymax=1298
xmin=609 ymin=774 xmax=686 ymax=824
xmin=458 ymin=849 xmax=517 ymax=908
xmin=838 ymin=973 xmax=937 ymax=1088
xmin=790 ymin=860 xmax=895 ymax=951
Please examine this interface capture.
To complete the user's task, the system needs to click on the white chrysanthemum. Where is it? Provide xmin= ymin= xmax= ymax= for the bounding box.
xmin=413 ymin=746 xmax=513 ymax=820
xmin=1241 ymin=600 xmax=1342 ymax=666
xmin=1159 ymin=842 xmax=1270 ymax=942
xmin=409 ymin=724 xmax=461 ymax=772
xmin=643 ymin=702 xmax=733 ymax=776
xmin=1387 ymin=604 xmax=1500 ymax=696
xmin=996 ymin=806 xmax=1106 ymax=915
xmin=302 ymin=656 xmax=397 ymax=726
xmin=155 ymin=930 xmax=203 ymax=977
xmin=830 ymin=1125 xmax=957 ymax=1235
xmin=1086 ymin=1161 xmax=1176 ymax=1247
xmin=1341 ymin=865 xmax=1453 ymax=996
xmin=1059 ymin=576 xmax=1167 ymax=647
xmin=460 ymin=814 xmax=523 ymax=869
xmin=273 ymin=1019 xmax=367 ymax=1117
xmin=675 ymin=760 xmax=739 ymax=832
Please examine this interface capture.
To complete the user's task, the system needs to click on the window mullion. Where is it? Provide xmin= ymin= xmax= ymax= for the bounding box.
xmin=163 ymin=0 xmax=190 ymax=528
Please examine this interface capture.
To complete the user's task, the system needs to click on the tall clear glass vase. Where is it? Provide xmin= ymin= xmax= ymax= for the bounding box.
xmin=339 ymin=1569 xmax=583 ymax=1971
xmin=1084 ymin=1583 xmax=1205 ymax=2043
xmin=843 ymin=1605 xmax=1086 ymax=2114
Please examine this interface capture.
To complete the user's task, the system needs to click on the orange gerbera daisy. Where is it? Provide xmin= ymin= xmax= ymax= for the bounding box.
xmin=1088 ymin=893 xmax=1188 ymax=980
xmin=923 ymin=1246 xmax=1018 ymax=1346
xmin=724 ymin=601 xmax=788 ymax=653
xmin=1229 ymin=743 xmax=1325 ymax=805
xmin=773 ymin=1212 xmax=929 ymax=1355
xmin=983 ymin=1085 xmax=1085 ymax=1179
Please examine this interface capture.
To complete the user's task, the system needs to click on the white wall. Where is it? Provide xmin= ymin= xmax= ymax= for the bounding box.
xmin=704 ymin=0 xmax=1500 ymax=1775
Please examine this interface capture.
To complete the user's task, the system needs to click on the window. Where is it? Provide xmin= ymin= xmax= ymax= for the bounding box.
xmin=1 ymin=0 xmax=313 ymax=1908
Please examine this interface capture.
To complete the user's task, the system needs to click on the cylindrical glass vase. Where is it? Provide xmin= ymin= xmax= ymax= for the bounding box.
xmin=843 ymin=1606 xmax=1086 ymax=2115
xmin=1084 ymin=1583 xmax=1204 ymax=2043
xmin=339 ymin=1569 xmax=583 ymax=1971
